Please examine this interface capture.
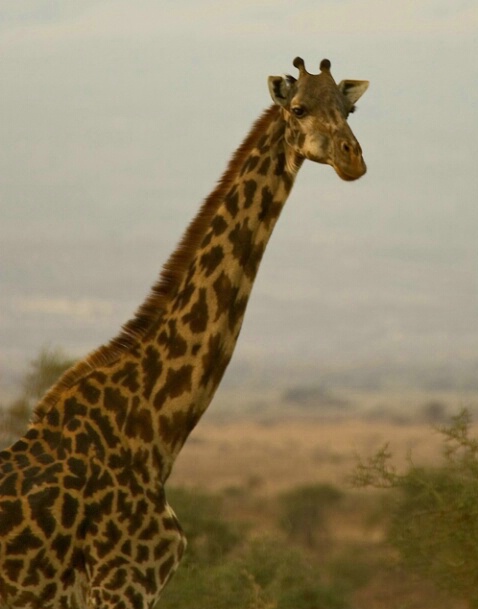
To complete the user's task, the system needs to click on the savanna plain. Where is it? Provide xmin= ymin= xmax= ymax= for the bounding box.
xmin=2 ymin=354 xmax=477 ymax=608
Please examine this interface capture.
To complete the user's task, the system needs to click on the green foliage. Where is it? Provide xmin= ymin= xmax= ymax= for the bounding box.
xmin=278 ymin=483 xmax=342 ymax=548
xmin=327 ymin=546 xmax=375 ymax=595
xmin=161 ymin=535 xmax=348 ymax=609
xmin=1 ymin=347 xmax=75 ymax=445
xmin=166 ymin=486 xmax=242 ymax=565
xmin=353 ymin=409 xmax=478 ymax=608
xmin=1 ymin=398 xmax=32 ymax=439
xmin=22 ymin=346 xmax=75 ymax=403
xmin=161 ymin=488 xmax=349 ymax=609
xmin=240 ymin=538 xmax=348 ymax=609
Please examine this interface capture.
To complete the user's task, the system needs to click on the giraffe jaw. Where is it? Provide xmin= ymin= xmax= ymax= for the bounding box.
xmin=332 ymin=162 xmax=367 ymax=181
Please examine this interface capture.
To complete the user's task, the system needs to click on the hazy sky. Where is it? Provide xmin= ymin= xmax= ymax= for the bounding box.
xmin=1 ymin=1 xmax=477 ymax=395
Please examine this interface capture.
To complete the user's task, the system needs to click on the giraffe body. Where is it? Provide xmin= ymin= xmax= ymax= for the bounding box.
xmin=0 ymin=58 xmax=368 ymax=609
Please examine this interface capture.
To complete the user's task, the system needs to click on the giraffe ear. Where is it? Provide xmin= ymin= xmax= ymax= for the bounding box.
xmin=337 ymin=80 xmax=369 ymax=106
xmin=268 ymin=74 xmax=296 ymax=107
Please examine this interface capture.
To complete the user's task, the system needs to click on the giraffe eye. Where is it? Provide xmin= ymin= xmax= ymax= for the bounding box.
xmin=291 ymin=105 xmax=306 ymax=118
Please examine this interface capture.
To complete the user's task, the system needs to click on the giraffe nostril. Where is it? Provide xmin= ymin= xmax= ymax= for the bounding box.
xmin=341 ymin=142 xmax=351 ymax=154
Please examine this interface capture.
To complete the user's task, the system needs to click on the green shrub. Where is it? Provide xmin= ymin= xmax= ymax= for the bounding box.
xmin=165 ymin=486 xmax=242 ymax=565
xmin=1 ymin=347 xmax=75 ymax=446
xmin=23 ymin=346 xmax=76 ymax=403
xmin=161 ymin=536 xmax=348 ymax=609
xmin=240 ymin=537 xmax=348 ymax=609
xmin=278 ymin=483 xmax=342 ymax=548
xmin=161 ymin=486 xmax=349 ymax=609
xmin=353 ymin=409 xmax=478 ymax=608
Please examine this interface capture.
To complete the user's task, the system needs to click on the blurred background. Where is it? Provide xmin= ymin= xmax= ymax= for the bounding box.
xmin=1 ymin=0 xmax=477 ymax=403
xmin=1 ymin=5 xmax=478 ymax=606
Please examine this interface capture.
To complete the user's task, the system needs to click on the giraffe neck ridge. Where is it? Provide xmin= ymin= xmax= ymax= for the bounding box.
xmin=32 ymin=103 xmax=302 ymax=476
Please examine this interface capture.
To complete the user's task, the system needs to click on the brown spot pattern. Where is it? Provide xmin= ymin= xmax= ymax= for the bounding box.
xmin=181 ymin=288 xmax=208 ymax=333
xmin=0 ymin=67 xmax=331 ymax=609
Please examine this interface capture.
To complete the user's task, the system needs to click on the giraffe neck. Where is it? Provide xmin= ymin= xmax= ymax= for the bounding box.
xmin=140 ymin=104 xmax=302 ymax=467
xmin=29 ymin=105 xmax=302 ymax=481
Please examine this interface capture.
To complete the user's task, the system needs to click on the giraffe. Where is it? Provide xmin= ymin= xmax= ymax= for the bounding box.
xmin=0 ymin=57 xmax=369 ymax=609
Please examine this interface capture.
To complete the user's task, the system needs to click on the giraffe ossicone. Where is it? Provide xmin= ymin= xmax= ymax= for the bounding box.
xmin=0 ymin=56 xmax=369 ymax=609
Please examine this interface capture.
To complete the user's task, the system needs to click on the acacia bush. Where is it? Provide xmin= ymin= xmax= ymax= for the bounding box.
xmin=161 ymin=487 xmax=349 ymax=609
xmin=1 ymin=347 xmax=75 ymax=447
xmin=165 ymin=486 xmax=243 ymax=565
xmin=278 ymin=483 xmax=342 ymax=548
xmin=353 ymin=409 xmax=478 ymax=608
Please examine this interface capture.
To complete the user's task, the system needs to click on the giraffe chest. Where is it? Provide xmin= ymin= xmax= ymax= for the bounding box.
xmin=0 ymin=443 xmax=186 ymax=609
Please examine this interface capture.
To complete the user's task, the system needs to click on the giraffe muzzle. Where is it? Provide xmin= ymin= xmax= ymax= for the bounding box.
xmin=334 ymin=139 xmax=367 ymax=181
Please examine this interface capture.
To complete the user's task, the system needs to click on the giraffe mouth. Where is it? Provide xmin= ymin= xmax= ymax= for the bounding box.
xmin=333 ymin=163 xmax=367 ymax=182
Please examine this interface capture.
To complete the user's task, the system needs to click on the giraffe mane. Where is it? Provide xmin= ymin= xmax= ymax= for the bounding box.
xmin=32 ymin=104 xmax=281 ymax=423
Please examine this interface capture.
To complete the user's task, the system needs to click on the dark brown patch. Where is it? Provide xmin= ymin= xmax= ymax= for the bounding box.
xmin=181 ymin=288 xmax=208 ymax=334
xmin=74 ymin=432 xmax=90 ymax=455
xmin=103 ymin=386 xmax=128 ymax=431
xmin=135 ymin=544 xmax=150 ymax=563
xmin=282 ymin=168 xmax=294 ymax=193
xmin=228 ymin=219 xmax=254 ymax=267
xmin=172 ymin=281 xmax=195 ymax=313
xmin=67 ymin=456 xmax=87 ymax=479
xmin=274 ymin=151 xmax=286 ymax=175
xmin=0 ymin=472 xmax=17 ymax=496
xmin=63 ymin=470 xmax=85 ymax=492
xmin=241 ymin=154 xmax=260 ymax=175
xmin=158 ymin=406 xmax=199 ymax=451
xmin=139 ymin=517 xmax=159 ymax=540
xmin=257 ymin=156 xmax=271 ymax=175
xmin=90 ymin=407 xmax=119 ymax=449
xmin=211 ymin=215 xmax=227 ymax=235
xmin=51 ymin=533 xmax=71 ymax=561
xmin=158 ymin=320 xmax=188 ymax=359
xmin=6 ymin=526 xmax=43 ymax=554
xmin=212 ymin=271 xmax=235 ymax=322
xmin=121 ymin=539 xmax=132 ymax=556
xmin=199 ymin=245 xmax=224 ymax=277
xmin=28 ymin=486 xmax=60 ymax=537
xmin=136 ymin=566 xmax=157 ymax=594
xmin=245 ymin=242 xmax=266 ymax=280
xmin=256 ymin=133 xmax=270 ymax=153
xmin=259 ymin=186 xmax=283 ymax=230
xmin=3 ymin=559 xmax=23 ymax=582
xmin=125 ymin=585 xmax=144 ymax=609
xmin=94 ymin=520 xmax=122 ymax=559
xmin=225 ymin=188 xmax=239 ymax=217
xmin=61 ymin=493 xmax=79 ymax=529
xmin=46 ymin=408 xmax=60 ymax=427
xmin=154 ymin=538 xmax=171 ymax=560
xmin=85 ymin=423 xmax=104 ymax=457
xmin=90 ymin=370 xmax=108 ymax=384
xmin=141 ymin=345 xmax=163 ymax=401
xmin=124 ymin=405 xmax=154 ymax=443
xmin=153 ymin=365 xmax=193 ymax=409
xmin=111 ymin=362 xmax=140 ymax=393
xmin=78 ymin=378 xmax=101 ymax=405
xmin=229 ymin=294 xmax=248 ymax=331
xmin=159 ymin=555 xmax=176 ymax=584
xmin=200 ymin=334 xmax=232 ymax=388
xmin=243 ymin=179 xmax=257 ymax=208
xmin=271 ymin=123 xmax=284 ymax=146
xmin=39 ymin=582 xmax=57 ymax=604
xmin=200 ymin=230 xmax=213 ymax=248
xmin=42 ymin=428 xmax=61 ymax=450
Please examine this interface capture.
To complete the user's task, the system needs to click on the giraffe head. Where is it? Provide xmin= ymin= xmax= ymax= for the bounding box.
xmin=268 ymin=57 xmax=369 ymax=181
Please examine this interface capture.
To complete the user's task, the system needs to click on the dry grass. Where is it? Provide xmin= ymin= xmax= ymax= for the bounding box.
xmin=169 ymin=415 xmax=474 ymax=608
xmin=170 ymin=418 xmax=451 ymax=493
